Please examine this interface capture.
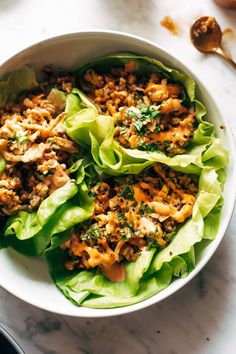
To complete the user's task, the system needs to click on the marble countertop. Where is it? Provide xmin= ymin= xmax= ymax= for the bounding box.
xmin=0 ymin=0 xmax=236 ymax=353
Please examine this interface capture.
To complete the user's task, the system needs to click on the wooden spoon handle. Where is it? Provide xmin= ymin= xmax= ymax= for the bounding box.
xmin=215 ymin=47 xmax=236 ymax=70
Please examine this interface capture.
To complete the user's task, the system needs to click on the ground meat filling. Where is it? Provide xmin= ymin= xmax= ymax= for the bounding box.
xmin=80 ymin=61 xmax=196 ymax=155
xmin=62 ymin=163 xmax=198 ymax=280
xmin=0 ymin=75 xmax=79 ymax=215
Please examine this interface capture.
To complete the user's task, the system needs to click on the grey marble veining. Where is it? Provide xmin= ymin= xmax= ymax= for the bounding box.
xmin=0 ymin=0 xmax=236 ymax=353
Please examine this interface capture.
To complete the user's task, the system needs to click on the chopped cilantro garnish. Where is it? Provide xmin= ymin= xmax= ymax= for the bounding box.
xmin=138 ymin=142 xmax=160 ymax=152
xmin=155 ymin=124 xmax=161 ymax=133
xmin=118 ymin=212 xmax=126 ymax=220
xmin=125 ymin=104 xmax=161 ymax=136
xmin=164 ymin=140 xmax=171 ymax=149
xmin=135 ymin=120 xmax=143 ymax=132
xmin=134 ymin=93 xmax=142 ymax=101
xmin=118 ymin=212 xmax=127 ymax=228
xmin=82 ymin=226 xmax=102 ymax=242
xmin=139 ymin=204 xmax=155 ymax=216
xmin=120 ymin=231 xmax=127 ymax=239
xmin=38 ymin=174 xmax=46 ymax=180
xmin=124 ymin=108 xmax=140 ymax=119
xmin=120 ymin=228 xmax=132 ymax=240
xmin=126 ymin=221 xmax=134 ymax=231
xmin=146 ymin=238 xmax=160 ymax=250
xmin=140 ymin=103 xmax=149 ymax=114
xmin=165 ymin=230 xmax=177 ymax=242
xmin=125 ymin=104 xmax=160 ymax=122
xmin=118 ymin=184 xmax=134 ymax=200
xmin=16 ymin=135 xmax=28 ymax=144
xmin=140 ymin=103 xmax=160 ymax=120
xmin=9 ymin=132 xmax=28 ymax=145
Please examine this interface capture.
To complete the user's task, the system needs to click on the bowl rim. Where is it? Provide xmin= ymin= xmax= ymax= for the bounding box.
xmin=0 ymin=30 xmax=235 ymax=318
xmin=0 ymin=325 xmax=24 ymax=354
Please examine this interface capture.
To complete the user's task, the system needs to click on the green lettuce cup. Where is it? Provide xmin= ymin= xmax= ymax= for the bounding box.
xmin=0 ymin=67 xmax=94 ymax=255
xmin=44 ymin=164 xmax=224 ymax=309
xmin=63 ymin=54 xmax=228 ymax=175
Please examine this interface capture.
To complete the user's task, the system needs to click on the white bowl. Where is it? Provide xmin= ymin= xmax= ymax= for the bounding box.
xmin=0 ymin=31 xmax=235 ymax=317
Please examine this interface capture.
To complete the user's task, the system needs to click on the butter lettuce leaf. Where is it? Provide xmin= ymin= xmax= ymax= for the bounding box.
xmin=148 ymin=168 xmax=222 ymax=275
xmin=0 ymin=66 xmax=38 ymax=106
xmin=44 ymin=165 xmax=224 ymax=308
xmin=63 ymin=54 xmax=228 ymax=175
xmin=45 ymin=246 xmax=156 ymax=300
xmin=1 ymin=160 xmax=94 ymax=255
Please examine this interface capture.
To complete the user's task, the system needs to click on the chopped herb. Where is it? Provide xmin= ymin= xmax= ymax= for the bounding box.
xmin=125 ymin=104 xmax=160 ymax=122
xmin=135 ymin=120 xmax=143 ymax=132
xmin=38 ymin=174 xmax=46 ymax=180
xmin=8 ymin=139 xmax=15 ymax=146
xmin=82 ymin=226 xmax=102 ymax=242
xmin=140 ymin=103 xmax=149 ymax=114
xmin=155 ymin=124 xmax=161 ymax=133
xmin=126 ymin=221 xmax=134 ymax=231
xmin=9 ymin=132 xmax=28 ymax=145
xmin=16 ymin=135 xmax=28 ymax=144
xmin=38 ymin=171 xmax=54 ymax=179
xmin=118 ymin=184 xmax=134 ymax=200
xmin=164 ymin=140 xmax=171 ymax=149
xmin=120 ymin=228 xmax=132 ymax=240
xmin=118 ymin=213 xmax=127 ymax=228
xmin=120 ymin=231 xmax=127 ymax=239
xmin=165 ymin=230 xmax=177 ymax=242
xmin=125 ymin=104 xmax=161 ymax=137
xmin=118 ymin=212 xmax=126 ymax=220
xmin=139 ymin=204 xmax=155 ymax=216
xmin=124 ymin=108 xmax=140 ymax=119
xmin=134 ymin=93 xmax=142 ymax=101
xmin=146 ymin=237 xmax=160 ymax=250
xmin=140 ymin=103 xmax=160 ymax=120
xmin=138 ymin=142 xmax=160 ymax=152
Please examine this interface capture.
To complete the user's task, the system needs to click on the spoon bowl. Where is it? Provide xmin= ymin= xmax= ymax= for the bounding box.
xmin=190 ymin=16 xmax=222 ymax=53
xmin=190 ymin=16 xmax=236 ymax=69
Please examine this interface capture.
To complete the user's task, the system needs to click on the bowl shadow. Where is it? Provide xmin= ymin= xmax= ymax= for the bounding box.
xmin=0 ymin=0 xmax=19 ymax=12
xmin=100 ymin=0 xmax=160 ymax=37
xmin=4 ymin=248 xmax=51 ymax=284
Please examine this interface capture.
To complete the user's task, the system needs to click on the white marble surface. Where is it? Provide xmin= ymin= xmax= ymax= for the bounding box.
xmin=0 ymin=0 xmax=236 ymax=353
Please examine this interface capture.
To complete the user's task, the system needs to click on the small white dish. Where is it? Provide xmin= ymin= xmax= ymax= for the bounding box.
xmin=0 ymin=31 xmax=235 ymax=317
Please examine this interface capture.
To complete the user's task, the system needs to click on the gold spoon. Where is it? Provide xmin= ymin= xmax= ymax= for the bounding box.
xmin=190 ymin=16 xmax=236 ymax=70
